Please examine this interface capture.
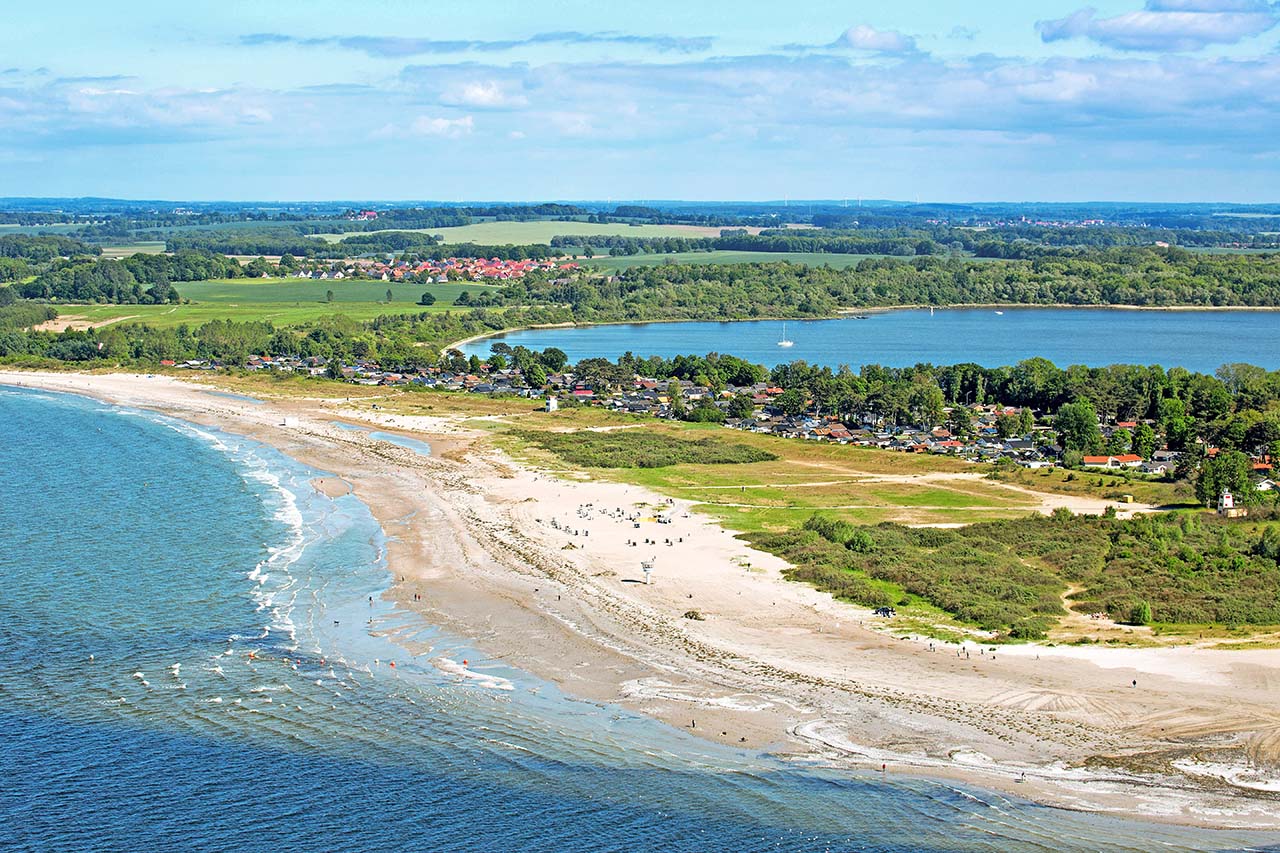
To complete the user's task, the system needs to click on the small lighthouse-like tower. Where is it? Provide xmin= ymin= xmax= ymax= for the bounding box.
xmin=1218 ymin=489 xmax=1247 ymax=518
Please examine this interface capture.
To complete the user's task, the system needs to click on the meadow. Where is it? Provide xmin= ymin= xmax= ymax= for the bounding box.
xmin=0 ymin=223 xmax=87 ymax=235
xmin=579 ymin=250 xmax=891 ymax=271
xmin=454 ymin=405 xmax=1046 ymax=529
xmin=46 ymin=277 xmax=477 ymax=328
xmin=99 ymin=241 xmax=167 ymax=258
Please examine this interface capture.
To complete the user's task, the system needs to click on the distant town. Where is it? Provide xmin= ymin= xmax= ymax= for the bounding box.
xmin=284 ymin=257 xmax=580 ymax=283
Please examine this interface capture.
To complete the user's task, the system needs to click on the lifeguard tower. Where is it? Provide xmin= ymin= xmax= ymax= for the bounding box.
xmin=1218 ymin=488 xmax=1248 ymax=518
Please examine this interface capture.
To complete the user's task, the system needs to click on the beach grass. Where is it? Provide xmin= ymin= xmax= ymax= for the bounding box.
xmin=986 ymin=464 xmax=1187 ymax=506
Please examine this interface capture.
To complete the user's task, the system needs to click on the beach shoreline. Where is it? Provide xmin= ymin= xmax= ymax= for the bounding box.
xmin=6 ymin=369 xmax=1280 ymax=832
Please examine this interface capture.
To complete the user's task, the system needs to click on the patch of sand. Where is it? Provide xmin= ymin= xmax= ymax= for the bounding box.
xmin=33 ymin=314 xmax=138 ymax=332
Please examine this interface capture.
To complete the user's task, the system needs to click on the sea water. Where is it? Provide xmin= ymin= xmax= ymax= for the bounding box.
xmin=464 ymin=309 xmax=1280 ymax=372
xmin=1 ymin=385 xmax=1275 ymax=852
xmin=331 ymin=419 xmax=433 ymax=456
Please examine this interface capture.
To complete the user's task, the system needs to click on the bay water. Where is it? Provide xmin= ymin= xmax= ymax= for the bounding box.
xmin=463 ymin=309 xmax=1280 ymax=373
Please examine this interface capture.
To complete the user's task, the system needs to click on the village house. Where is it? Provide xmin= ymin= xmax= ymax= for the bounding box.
xmin=1081 ymin=454 xmax=1144 ymax=469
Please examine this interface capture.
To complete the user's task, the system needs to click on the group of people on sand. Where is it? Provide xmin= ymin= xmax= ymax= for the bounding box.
xmin=545 ymin=501 xmax=695 ymax=558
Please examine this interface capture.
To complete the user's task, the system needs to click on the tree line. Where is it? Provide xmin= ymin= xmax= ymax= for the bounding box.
xmin=451 ymin=249 xmax=1280 ymax=319
xmin=13 ymin=250 xmax=243 ymax=303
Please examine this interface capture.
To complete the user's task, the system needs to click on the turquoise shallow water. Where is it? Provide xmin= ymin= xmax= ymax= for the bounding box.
xmin=1 ymin=385 xmax=1277 ymax=852
xmin=463 ymin=309 xmax=1280 ymax=372
xmin=332 ymin=419 xmax=433 ymax=455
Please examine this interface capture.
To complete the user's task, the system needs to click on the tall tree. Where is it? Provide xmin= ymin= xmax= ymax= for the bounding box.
xmin=1195 ymin=450 xmax=1257 ymax=507
xmin=1055 ymin=400 xmax=1104 ymax=453
xmin=1132 ymin=422 xmax=1157 ymax=459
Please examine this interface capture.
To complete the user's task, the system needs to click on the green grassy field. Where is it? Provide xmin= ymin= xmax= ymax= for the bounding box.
xmin=99 ymin=242 xmax=167 ymax=258
xmin=580 ymin=250 xmax=893 ymax=271
xmin=192 ymin=376 xmax=1052 ymax=531
xmin=0 ymin=223 xmax=90 ymax=235
xmin=470 ymin=410 xmax=1041 ymax=529
xmin=312 ymin=220 xmax=726 ymax=245
xmin=50 ymin=277 xmax=481 ymax=328
xmin=988 ymin=464 xmax=1187 ymax=507
xmin=1187 ymin=246 xmax=1278 ymax=255
xmin=137 ymin=218 xmax=340 ymax=235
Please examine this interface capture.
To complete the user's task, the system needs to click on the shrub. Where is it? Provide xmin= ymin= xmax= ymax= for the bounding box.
xmin=513 ymin=429 xmax=776 ymax=468
xmin=1127 ymin=600 xmax=1153 ymax=626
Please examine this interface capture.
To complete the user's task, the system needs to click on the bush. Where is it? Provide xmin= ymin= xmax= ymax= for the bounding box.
xmin=1127 ymin=600 xmax=1152 ymax=626
xmin=1008 ymin=620 xmax=1051 ymax=640
xmin=514 ymin=429 xmax=777 ymax=468
xmin=756 ymin=513 xmax=1280 ymax=634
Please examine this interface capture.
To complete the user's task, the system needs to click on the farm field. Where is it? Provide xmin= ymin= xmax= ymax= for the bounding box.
xmin=580 ymin=250 xmax=892 ymax=271
xmin=137 ymin=218 xmax=339 ymax=235
xmin=1187 ymin=246 xmax=1278 ymax=255
xmin=99 ymin=241 xmax=167 ymax=258
xmin=46 ymin=277 xmax=478 ymax=328
xmin=0 ymin=223 xmax=87 ymax=235
xmin=312 ymin=220 xmax=734 ymax=245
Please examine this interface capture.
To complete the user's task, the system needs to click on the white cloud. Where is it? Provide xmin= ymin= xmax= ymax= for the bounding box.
xmin=440 ymin=81 xmax=528 ymax=109
xmin=371 ymin=115 xmax=474 ymax=139
xmin=407 ymin=115 xmax=473 ymax=137
xmin=1038 ymin=1 xmax=1280 ymax=51
xmin=830 ymin=24 xmax=918 ymax=54
xmin=398 ymin=51 xmax=1280 ymax=156
xmin=547 ymin=111 xmax=594 ymax=137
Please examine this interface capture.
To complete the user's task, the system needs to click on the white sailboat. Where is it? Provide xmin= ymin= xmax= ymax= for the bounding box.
xmin=777 ymin=322 xmax=794 ymax=348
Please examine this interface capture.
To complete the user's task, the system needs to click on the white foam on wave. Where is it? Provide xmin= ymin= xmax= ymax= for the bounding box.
xmin=129 ymin=404 xmax=440 ymax=716
xmin=434 ymin=657 xmax=515 ymax=691
xmin=236 ymin=453 xmax=317 ymax=649
xmin=145 ymin=415 xmax=310 ymax=653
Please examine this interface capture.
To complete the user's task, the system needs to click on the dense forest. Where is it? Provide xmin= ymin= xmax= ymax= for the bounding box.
xmin=456 ymin=249 xmax=1280 ymax=314
xmin=14 ymin=250 xmax=245 ymax=303
xmin=163 ymin=228 xmax=335 ymax=257
xmin=0 ymin=234 xmax=99 ymax=261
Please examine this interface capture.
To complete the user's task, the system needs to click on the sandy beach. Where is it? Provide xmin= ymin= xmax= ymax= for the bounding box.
xmin=6 ymin=369 xmax=1280 ymax=830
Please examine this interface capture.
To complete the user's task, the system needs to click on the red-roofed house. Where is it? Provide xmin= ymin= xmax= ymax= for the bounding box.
xmin=1082 ymin=454 xmax=1143 ymax=469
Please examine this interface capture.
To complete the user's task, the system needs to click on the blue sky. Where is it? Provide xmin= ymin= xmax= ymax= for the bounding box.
xmin=3 ymin=0 xmax=1279 ymax=201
